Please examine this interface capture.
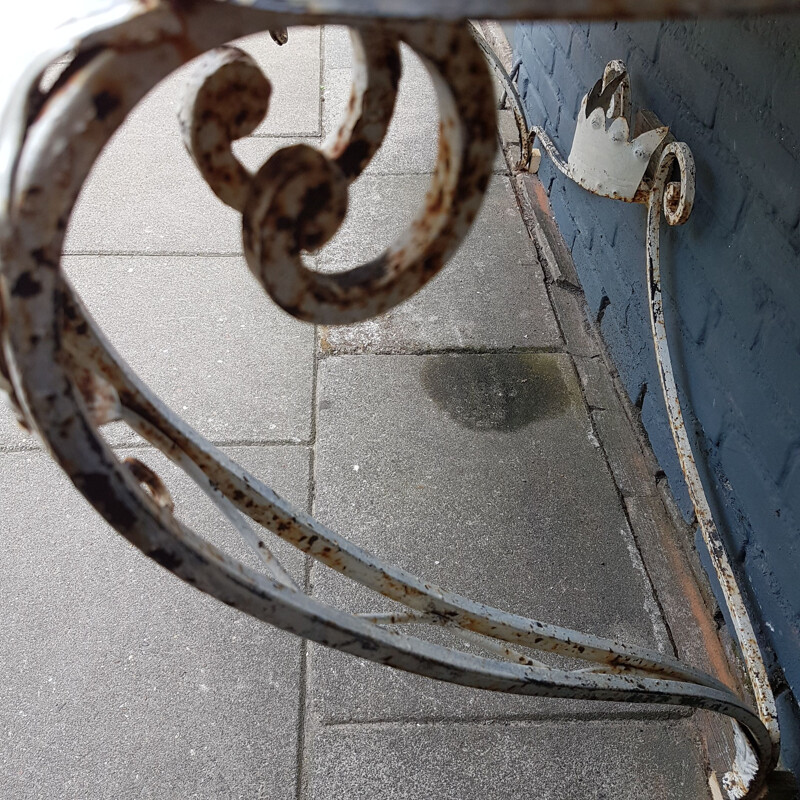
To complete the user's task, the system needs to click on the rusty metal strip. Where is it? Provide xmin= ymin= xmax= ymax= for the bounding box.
xmin=123 ymin=456 xmax=175 ymax=513
xmin=120 ymin=404 xmax=302 ymax=590
xmin=63 ymin=283 xmax=731 ymax=690
xmin=180 ymin=46 xmax=275 ymax=213
xmin=468 ymin=23 xmax=533 ymax=173
xmin=532 ymin=60 xmax=780 ymax=797
xmin=14 ymin=272 xmax=781 ymax=769
xmin=645 ymin=142 xmax=780 ymax=798
xmin=0 ymin=3 xmax=784 ymax=797
xmin=221 ymin=0 xmax=800 ymax=21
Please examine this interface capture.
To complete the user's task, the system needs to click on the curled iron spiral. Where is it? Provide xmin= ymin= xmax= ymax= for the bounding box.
xmin=0 ymin=3 xmax=779 ymax=797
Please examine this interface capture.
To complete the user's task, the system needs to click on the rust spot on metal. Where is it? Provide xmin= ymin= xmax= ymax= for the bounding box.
xmin=148 ymin=547 xmax=183 ymax=571
xmin=124 ymin=457 xmax=175 ymax=513
xmin=10 ymin=272 xmax=42 ymax=298
xmin=76 ymin=472 xmax=137 ymax=530
xmin=92 ymin=90 xmax=121 ymax=121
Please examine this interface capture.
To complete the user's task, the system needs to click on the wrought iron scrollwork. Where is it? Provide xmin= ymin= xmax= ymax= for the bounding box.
xmin=0 ymin=4 xmax=782 ymax=798
xmin=180 ymin=25 xmax=497 ymax=324
xmin=532 ymin=60 xmax=780 ymax=796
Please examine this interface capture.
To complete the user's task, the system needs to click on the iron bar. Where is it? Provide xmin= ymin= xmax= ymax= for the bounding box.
xmin=0 ymin=4 xmax=791 ymax=798
xmin=531 ymin=59 xmax=780 ymax=797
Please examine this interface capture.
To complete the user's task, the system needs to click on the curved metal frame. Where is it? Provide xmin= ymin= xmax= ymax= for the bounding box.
xmin=646 ymin=143 xmax=779 ymax=798
xmin=0 ymin=3 xmax=789 ymax=798
xmin=531 ymin=61 xmax=780 ymax=797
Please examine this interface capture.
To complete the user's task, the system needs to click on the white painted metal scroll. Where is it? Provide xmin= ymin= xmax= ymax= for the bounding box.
xmin=532 ymin=61 xmax=781 ymax=797
xmin=1 ymin=4 xmax=791 ymax=798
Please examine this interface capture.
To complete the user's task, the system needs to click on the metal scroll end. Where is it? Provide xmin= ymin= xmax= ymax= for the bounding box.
xmin=720 ymin=724 xmax=760 ymax=800
xmin=270 ymin=28 xmax=289 ymax=46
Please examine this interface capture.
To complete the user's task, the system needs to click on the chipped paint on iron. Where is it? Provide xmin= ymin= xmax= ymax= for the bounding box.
xmin=534 ymin=59 xmax=779 ymax=798
xmin=645 ymin=141 xmax=779 ymax=797
xmin=0 ymin=4 xmax=786 ymax=799
xmin=237 ymin=22 xmax=496 ymax=324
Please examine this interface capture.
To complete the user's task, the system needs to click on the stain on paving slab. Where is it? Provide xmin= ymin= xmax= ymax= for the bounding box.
xmin=421 ymin=353 xmax=573 ymax=431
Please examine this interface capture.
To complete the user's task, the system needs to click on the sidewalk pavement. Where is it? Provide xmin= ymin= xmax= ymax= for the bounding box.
xmin=1 ymin=25 xmax=722 ymax=799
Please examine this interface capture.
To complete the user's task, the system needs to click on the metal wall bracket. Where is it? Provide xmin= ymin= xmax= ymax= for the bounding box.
xmin=531 ymin=60 xmax=780 ymax=798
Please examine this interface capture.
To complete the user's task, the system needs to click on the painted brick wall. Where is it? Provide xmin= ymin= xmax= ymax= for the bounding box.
xmin=512 ymin=16 xmax=800 ymax=773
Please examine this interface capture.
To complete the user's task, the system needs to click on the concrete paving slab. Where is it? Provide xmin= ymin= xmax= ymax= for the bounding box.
xmin=0 ymin=407 xmax=38 ymax=451
xmin=573 ymin=353 xmax=622 ymax=411
xmin=309 ymin=719 xmax=709 ymax=800
xmin=516 ymin=174 xmax=582 ymax=291
xmin=238 ymin=27 xmax=321 ymax=138
xmin=322 ymin=53 xmax=507 ymax=176
xmin=63 ymin=254 xmax=314 ymax=445
xmin=65 ymin=135 xmax=318 ymax=255
xmin=0 ymin=445 xmax=309 ymax=800
xmin=309 ymin=353 xmax=672 ymax=723
xmin=573 ymin=356 xmax=659 ymax=496
xmin=125 ymin=28 xmax=321 ymax=138
xmin=317 ymin=176 xmax=562 ymax=352
xmin=547 ymin=282 xmax=604 ymax=358
xmin=323 ymin=25 xmax=353 ymax=70
xmin=592 ymin=407 xmax=659 ymax=498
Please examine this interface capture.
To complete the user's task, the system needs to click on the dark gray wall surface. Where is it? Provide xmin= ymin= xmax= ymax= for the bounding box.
xmin=511 ymin=15 xmax=800 ymax=773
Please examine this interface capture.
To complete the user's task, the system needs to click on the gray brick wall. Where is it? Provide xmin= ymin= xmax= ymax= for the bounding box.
xmin=512 ymin=16 xmax=800 ymax=774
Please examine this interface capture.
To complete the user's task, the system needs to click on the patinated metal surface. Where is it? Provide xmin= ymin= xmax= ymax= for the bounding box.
xmin=533 ymin=60 xmax=780 ymax=797
xmin=645 ymin=142 xmax=779 ymax=798
xmin=0 ymin=2 xmax=788 ymax=798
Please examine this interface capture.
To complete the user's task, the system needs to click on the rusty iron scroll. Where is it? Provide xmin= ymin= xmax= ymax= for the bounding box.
xmin=2 ymin=3 xmax=796 ymax=798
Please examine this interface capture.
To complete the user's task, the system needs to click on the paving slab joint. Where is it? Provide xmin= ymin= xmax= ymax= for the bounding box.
xmin=316 ymin=344 xmax=567 ymax=358
xmin=318 ymin=708 xmax=697 ymax=731
xmin=514 ymin=173 xmax=582 ymax=291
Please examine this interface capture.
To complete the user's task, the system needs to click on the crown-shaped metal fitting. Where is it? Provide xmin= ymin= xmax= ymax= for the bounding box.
xmin=567 ymin=62 xmax=669 ymax=201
